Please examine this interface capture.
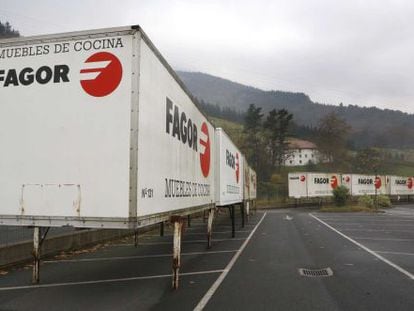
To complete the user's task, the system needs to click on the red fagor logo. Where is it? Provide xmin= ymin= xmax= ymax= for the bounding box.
xmin=300 ymin=175 xmax=306 ymax=182
xmin=407 ymin=177 xmax=413 ymax=189
xmin=330 ymin=176 xmax=338 ymax=189
xmin=235 ymin=153 xmax=240 ymax=183
xmin=344 ymin=176 xmax=350 ymax=183
xmin=80 ymin=52 xmax=122 ymax=97
xmin=374 ymin=176 xmax=382 ymax=189
xmin=199 ymin=122 xmax=211 ymax=177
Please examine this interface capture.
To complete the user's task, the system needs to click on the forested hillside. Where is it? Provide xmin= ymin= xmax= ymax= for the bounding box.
xmin=178 ymin=71 xmax=414 ymax=149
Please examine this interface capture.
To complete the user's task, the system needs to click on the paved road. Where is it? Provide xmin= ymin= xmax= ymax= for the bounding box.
xmin=0 ymin=226 xmax=77 ymax=246
xmin=0 ymin=206 xmax=413 ymax=310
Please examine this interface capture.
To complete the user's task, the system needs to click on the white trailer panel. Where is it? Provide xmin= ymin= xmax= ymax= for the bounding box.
xmin=136 ymin=36 xmax=215 ymax=217
xmin=0 ymin=26 xmax=215 ymax=228
xmin=341 ymin=174 xmax=352 ymax=193
xmin=350 ymin=175 xmax=387 ymax=196
xmin=243 ymin=156 xmax=250 ymax=200
xmin=387 ymin=176 xmax=414 ymax=195
xmin=214 ymin=129 xmax=243 ymax=206
xmin=307 ymin=173 xmax=340 ymax=197
xmin=288 ymin=173 xmax=308 ymax=198
xmin=249 ymin=168 xmax=257 ymax=199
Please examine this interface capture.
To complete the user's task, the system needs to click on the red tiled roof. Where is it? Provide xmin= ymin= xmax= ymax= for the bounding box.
xmin=287 ymin=138 xmax=317 ymax=149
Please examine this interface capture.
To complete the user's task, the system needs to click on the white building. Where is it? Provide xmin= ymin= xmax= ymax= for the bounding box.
xmin=284 ymin=139 xmax=320 ymax=166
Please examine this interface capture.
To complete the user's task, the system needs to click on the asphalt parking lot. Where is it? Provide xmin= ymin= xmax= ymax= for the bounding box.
xmin=0 ymin=206 xmax=414 ymax=310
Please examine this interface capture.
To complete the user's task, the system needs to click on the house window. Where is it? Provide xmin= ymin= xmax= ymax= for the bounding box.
xmin=305 ymin=154 xmax=308 ymax=158
xmin=299 ymin=154 xmax=302 ymax=158
xmin=299 ymin=160 xmax=302 ymax=164
xmin=289 ymin=160 xmax=293 ymax=164
xmin=311 ymin=154 xmax=314 ymax=158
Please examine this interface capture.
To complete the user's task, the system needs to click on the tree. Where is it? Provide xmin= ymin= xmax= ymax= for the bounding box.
xmin=353 ymin=148 xmax=382 ymax=174
xmin=243 ymin=104 xmax=268 ymax=178
xmin=263 ymin=108 xmax=293 ymax=170
xmin=0 ymin=21 xmax=20 ymax=39
xmin=316 ymin=112 xmax=350 ymax=165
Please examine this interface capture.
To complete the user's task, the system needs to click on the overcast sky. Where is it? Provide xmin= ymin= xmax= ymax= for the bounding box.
xmin=2 ymin=0 xmax=414 ymax=113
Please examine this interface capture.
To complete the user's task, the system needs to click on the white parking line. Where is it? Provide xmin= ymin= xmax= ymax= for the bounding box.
xmin=111 ymin=238 xmax=245 ymax=246
xmin=349 ymin=237 xmax=414 ymax=242
xmin=0 ymin=269 xmax=225 ymax=292
xmin=194 ymin=212 xmax=267 ymax=311
xmin=310 ymin=213 xmax=414 ymax=281
xmin=317 ymin=222 xmax=414 ymax=226
xmin=44 ymin=250 xmax=238 ymax=264
xmin=141 ymin=230 xmax=251 ymax=238
xmin=340 ymin=228 xmax=414 ymax=233
xmin=375 ymin=251 xmax=414 ymax=256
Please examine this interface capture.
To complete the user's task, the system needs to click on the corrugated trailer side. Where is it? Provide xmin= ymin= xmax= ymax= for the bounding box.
xmin=135 ymin=29 xmax=215 ymax=226
xmin=214 ymin=128 xmax=243 ymax=206
xmin=0 ymin=27 xmax=137 ymax=228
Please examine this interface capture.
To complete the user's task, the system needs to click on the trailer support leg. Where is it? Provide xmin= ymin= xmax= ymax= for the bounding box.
xmin=187 ymin=214 xmax=191 ymax=228
xmin=134 ymin=228 xmax=139 ymax=248
xmin=246 ymin=201 xmax=250 ymax=223
xmin=160 ymin=222 xmax=164 ymax=237
xmin=207 ymin=208 xmax=215 ymax=249
xmin=32 ymin=226 xmax=50 ymax=284
xmin=240 ymin=204 xmax=245 ymax=228
xmin=171 ymin=216 xmax=183 ymax=290
xmin=229 ymin=205 xmax=235 ymax=238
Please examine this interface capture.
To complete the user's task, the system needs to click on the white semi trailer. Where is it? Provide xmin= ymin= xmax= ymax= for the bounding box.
xmin=215 ymin=128 xmax=245 ymax=237
xmin=0 ymin=25 xmax=218 ymax=288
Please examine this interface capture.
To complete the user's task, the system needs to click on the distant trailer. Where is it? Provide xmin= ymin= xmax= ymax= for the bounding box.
xmin=350 ymin=174 xmax=386 ymax=196
xmin=249 ymin=168 xmax=257 ymax=200
xmin=387 ymin=176 xmax=414 ymax=195
xmin=288 ymin=172 xmax=340 ymax=198
xmin=215 ymin=128 xmax=243 ymax=206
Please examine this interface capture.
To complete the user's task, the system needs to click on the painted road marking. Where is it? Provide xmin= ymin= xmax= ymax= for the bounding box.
xmin=194 ymin=212 xmax=267 ymax=311
xmin=44 ymin=250 xmax=239 ymax=264
xmin=310 ymin=213 xmax=414 ymax=281
xmin=111 ymin=238 xmax=246 ymax=246
xmin=339 ymin=228 xmax=414 ymax=233
xmin=349 ymin=237 xmax=414 ymax=242
xmin=0 ymin=269 xmax=225 ymax=292
xmin=141 ymin=230 xmax=251 ymax=238
xmin=375 ymin=251 xmax=414 ymax=256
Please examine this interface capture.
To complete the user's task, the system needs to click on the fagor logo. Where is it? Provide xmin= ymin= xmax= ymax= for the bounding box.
xmin=200 ymin=122 xmax=211 ymax=177
xmin=80 ymin=52 xmax=122 ymax=97
xmin=236 ymin=153 xmax=240 ymax=183
xmin=226 ymin=150 xmax=240 ymax=183
xmin=374 ymin=176 xmax=382 ymax=189
xmin=166 ymin=98 xmax=211 ymax=177
xmin=330 ymin=176 xmax=338 ymax=189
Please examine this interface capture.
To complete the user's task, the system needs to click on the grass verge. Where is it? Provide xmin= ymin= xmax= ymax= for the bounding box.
xmin=319 ymin=205 xmax=385 ymax=213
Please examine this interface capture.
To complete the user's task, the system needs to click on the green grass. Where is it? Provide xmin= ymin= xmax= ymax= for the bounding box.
xmin=319 ymin=205 xmax=384 ymax=213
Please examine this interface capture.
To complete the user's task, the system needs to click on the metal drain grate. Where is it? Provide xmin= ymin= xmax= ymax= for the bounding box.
xmin=299 ymin=268 xmax=333 ymax=277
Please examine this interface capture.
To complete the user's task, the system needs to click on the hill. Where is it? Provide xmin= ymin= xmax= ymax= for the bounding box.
xmin=178 ymin=71 xmax=414 ymax=149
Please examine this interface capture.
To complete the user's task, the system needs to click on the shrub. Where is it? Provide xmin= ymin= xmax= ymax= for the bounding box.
xmin=358 ymin=195 xmax=374 ymax=208
xmin=332 ymin=185 xmax=350 ymax=206
xmin=377 ymin=194 xmax=392 ymax=208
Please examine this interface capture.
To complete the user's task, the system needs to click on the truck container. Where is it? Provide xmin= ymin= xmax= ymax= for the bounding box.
xmin=215 ymin=128 xmax=243 ymax=206
xmin=288 ymin=173 xmax=308 ymax=198
xmin=387 ymin=176 xmax=414 ymax=195
xmin=0 ymin=26 xmax=215 ymax=229
xmin=350 ymin=174 xmax=386 ymax=196
xmin=306 ymin=173 xmax=340 ymax=197
xmin=249 ymin=168 xmax=257 ymax=199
